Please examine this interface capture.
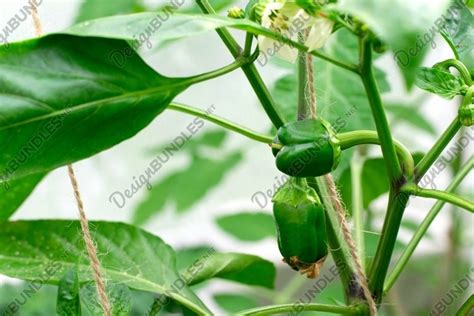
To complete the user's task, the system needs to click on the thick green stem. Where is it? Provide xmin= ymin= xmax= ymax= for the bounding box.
xmin=402 ymin=184 xmax=474 ymax=213
xmin=168 ymin=103 xmax=274 ymax=143
xmin=338 ymin=130 xmax=414 ymax=177
xmin=196 ymin=0 xmax=285 ymax=128
xmin=415 ymin=118 xmax=462 ymax=180
xmin=384 ymin=158 xmax=473 ymax=293
xmin=359 ymin=39 xmax=403 ymax=184
xmin=359 ymin=37 xmax=407 ymax=302
xmin=236 ymin=303 xmax=362 ymax=316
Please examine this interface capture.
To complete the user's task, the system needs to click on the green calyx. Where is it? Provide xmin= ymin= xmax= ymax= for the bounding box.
xmin=227 ymin=7 xmax=245 ymax=19
xmin=272 ymin=178 xmax=328 ymax=278
xmin=245 ymin=0 xmax=270 ymax=23
xmin=459 ymin=86 xmax=474 ymax=126
xmin=272 ymin=119 xmax=341 ymax=177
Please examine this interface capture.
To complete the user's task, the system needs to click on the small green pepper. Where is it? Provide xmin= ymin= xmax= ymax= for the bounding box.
xmin=459 ymin=87 xmax=473 ymax=127
xmin=272 ymin=119 xmax=341 ymax=177
xmin=272 ymin=177 xmax=328 ymax=278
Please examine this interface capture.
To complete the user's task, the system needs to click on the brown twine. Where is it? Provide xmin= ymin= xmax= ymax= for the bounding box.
xmin=303 ymin=29 xmax=377 ymax=315
xmin=31 ymin=5 xmax=111 ymax=315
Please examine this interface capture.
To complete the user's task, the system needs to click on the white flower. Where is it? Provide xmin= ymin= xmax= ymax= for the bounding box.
xmin=257 ymin=0 xmax=334 ymax=63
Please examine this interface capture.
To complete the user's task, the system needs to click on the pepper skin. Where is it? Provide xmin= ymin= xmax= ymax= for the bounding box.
xmin=273 ymin=119 xmax=341 ymax=177
xmin=272 ymin=177 xmax=328 ymax=278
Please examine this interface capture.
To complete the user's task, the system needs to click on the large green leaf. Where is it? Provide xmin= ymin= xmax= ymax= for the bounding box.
xmin=272 ymin=29 xmax=389 ymax=132
xmin=415 ymin=67 xmax=467 ymax=99
xmin=441 ymin=1 xmax=474 ymax=75
xmin=216 ymin=212 xmax=276 ymax=241
xmin=0 ymin=283 xmax=57 ymax=315
xmin=57 ymin=268 xmax=81 ymax=316
xmin=185 ymin=253 xmax=276 ymax=289
xmin=0 ymin=35 xmax=190 ymax=183
xmin=75 ymin=0 xmax=146 ymax=23
xmin=0 ymin=221 xmax=210 ymax=314
xmin=331 ymin=0 xmax=451 ymax=88
xmin=132 ymin=152 xmax=242 ymax=225
xmin=0 ymin=172 xmax=45 ymax=220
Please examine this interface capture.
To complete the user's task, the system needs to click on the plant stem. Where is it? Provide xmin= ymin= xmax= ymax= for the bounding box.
xmin=168 ymin=103 xmax=274 ymax=143
xmin=196 ymin=0 xmax=286 ymax=128
xmin=402 ymin=184 xmax=474 ymax=213
xmin=359 ymin=37 xmax=407 ymax=302
xmin=243 ymin=32 xmax=254 ymax=57
xmin=338 ymin=130 xmax=414 ymax=177
xmin=435 ymin=59 xmax=472 ymax=85
xmin=456 ymin=295 xmax=474 ymax=315
xmin=415 ymin=118 xmax=462 ymax=180
xmin=351 ymin=151 xmax=365 ymax=267
xmin=359 ymin=38 xmax=403 ymax=184
xmin=236 ymin=303 xmax=362 ymax=316
xmin=440 ymin=31 xmax=461 ymax=61
xmin=185 ymin=57 xmax=249 ymax=85
xmin=384 ymin=157 xmax=473 ymax=293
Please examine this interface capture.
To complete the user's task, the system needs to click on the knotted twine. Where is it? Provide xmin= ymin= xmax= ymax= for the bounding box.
xmin=31 ymin=5 xmax=111 ymax=315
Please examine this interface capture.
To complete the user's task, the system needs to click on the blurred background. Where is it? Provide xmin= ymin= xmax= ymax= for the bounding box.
xmin=0 ymin=0 xmax=472 ymax=315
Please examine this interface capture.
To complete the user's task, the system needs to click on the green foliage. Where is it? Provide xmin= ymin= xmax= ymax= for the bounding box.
xmin=0 ymin=35 xmax=186 ymax=182
xmin=216 ymin=212 xmax=276 ymax=241
xmin=331 ymin=0 xmax=451 ymax=88
xmin=185 ymin=252 xmax=276 ymax=289
xmin=0 ymin=220 xmax=210 ymax=314
xmin=271 ymin=29 xmax=389 ymax=132
xmin=81 ymin=283 xmax=132 ymax=316
xmin=416 ymin=67 xmax=467 ymax=99
xmin=0 ymin=172 xmax=45 ymax=220
xmin=75 ymin=0 xmax=146 ymax=23
xmin=57 ymin=268 xmax=81 ymax=316
xmin=385 ymin=102 xmax=437 ymax=135
xmin=133 ymin=151 xmax=242 ymax=224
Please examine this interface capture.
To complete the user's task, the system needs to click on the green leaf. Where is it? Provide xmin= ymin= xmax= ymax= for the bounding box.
xmin=0 ymin=221 xmax=211 ymax=314
xmin=385 ymin=102 xmax=436 ymax=135
xmin=185 ymin=253 xmax=276 ymax=289
xmin=176 ymin=246 xmax=216 ymax=272
xmin=331 ymin=0 xmax=451 ymax=88
xmin=0 ymin=35 xmax=189 ymax=182
xmin=57 ymin=268 xmax=81 ymax=316
xmin=133 ymin=152 xmax=242 ymax=225
xmin=75 ymin=0 xmax=146 ymax=23
xmin=81 ymin=282 xmax=132 ymax=316
xmin=415 ymin=67 xmax=467 ymax=99
xmin=0 ymin=172 xmax=45 ymax=220
xmin=180 ymin=0 xmax=240 ymax=13
xmin=272 ymin=29 xmax=389 ymax=132
xmin=440 ymin=1 xmax=474 ymax=75
xmin=213 ymin=293 xmax=258 ymax=313
xmin=216 ymin=212 xmax=276 ymax=241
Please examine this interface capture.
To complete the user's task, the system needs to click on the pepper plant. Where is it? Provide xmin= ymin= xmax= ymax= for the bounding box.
xmin=0 ymin=0 xmax=473 ymax=315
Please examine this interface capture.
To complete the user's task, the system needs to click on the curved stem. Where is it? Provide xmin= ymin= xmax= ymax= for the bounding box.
xmin=184 ymin=57 xmax=248 ymax=85
xmin=402 ymin=184 xmax=474 ymax=213
xmin=359 ymin=38 xmax=403 ymax=183
xmin=167 ymin=103 xmax=274 ymax=144
xmin=439 ymin=31 xmax=460 ymax=61
xmin=415 ymin=118 xmax=462 ymax=180
xmin=338 ymin=130 xmax=414 ymax=178
xmin=435 ymin=59 xmax=472 ymax=85
xmin=196 ymin=0 xmax=286 ymax=128
xmin=236 ymin=303 xmax=362 ymax=316
xmin=384 ymin=157 xmax=473 ymax=293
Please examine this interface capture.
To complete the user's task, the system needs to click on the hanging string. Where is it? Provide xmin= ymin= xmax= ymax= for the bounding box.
xmin=303 ymin=29 xmax=378 ymax=316
xmin=31 ymin=5 xmax=111 ymax=315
